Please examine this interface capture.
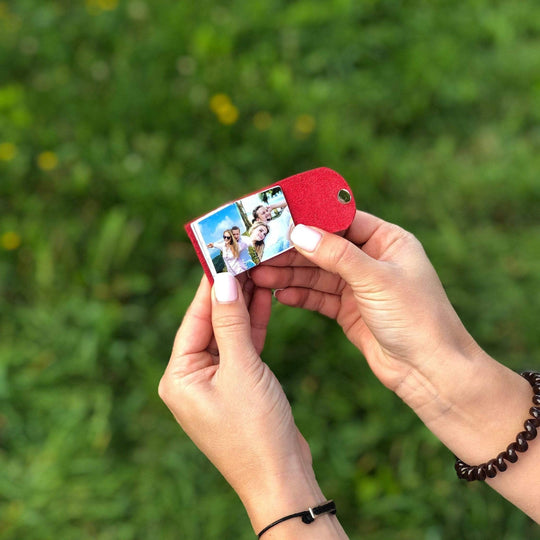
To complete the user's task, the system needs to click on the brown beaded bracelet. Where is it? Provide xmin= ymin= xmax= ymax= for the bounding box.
xmin=455 ymin=371 xmax=540 ymax=481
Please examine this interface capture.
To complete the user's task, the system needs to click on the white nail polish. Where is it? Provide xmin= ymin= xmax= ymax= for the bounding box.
xmin=290 ymin=224 xmax=322 ymax=252
xmin=214 ymin=273 xmax=238 ymax=303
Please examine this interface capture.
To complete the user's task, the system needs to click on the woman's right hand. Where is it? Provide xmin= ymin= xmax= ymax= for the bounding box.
xmin=252 ymin=210 xmax=479 ymax=394
xmin=252 ymin=210 xmax=540 ymax=522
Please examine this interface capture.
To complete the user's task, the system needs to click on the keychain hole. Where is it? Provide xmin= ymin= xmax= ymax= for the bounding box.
xmin=338 ymin=189 xmax=351 ymax=204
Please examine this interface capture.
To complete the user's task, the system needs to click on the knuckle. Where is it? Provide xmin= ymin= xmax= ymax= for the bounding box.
xmin=158 ymin=375 xmax=171 ymax=402
xmin=283 ymin=267 xmax=296 ymax=288
xmin=399 ymin=228 xmax=420 ymax=247
xmin=390 ymin=224 xmax=419 ymax=246
xmin=313 ymin=291 xmax=327 ymax=314
xmin=380 ymin=224 xmax=425 ymax=258
xmin=334 ymin=277 xmax=347 ymax=295
xmin=293 ymin=288 xmax=311 ymax=310
xmin=307 ymin=267 xmax=322 ymax=290
xmin=328 ymin=238 xmax=359 ymax=269
xmin=212 ymin=313 xmax=248 ymax=335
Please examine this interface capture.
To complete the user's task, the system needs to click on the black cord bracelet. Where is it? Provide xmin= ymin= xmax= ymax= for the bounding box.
xmin=257 ymin=500 xmax=336 ymax=538
xmin=455 ymin=371 xmax=540 ymax=481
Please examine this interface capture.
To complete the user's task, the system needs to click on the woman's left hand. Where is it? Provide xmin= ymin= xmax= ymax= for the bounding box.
xmin=158 ymin=274 xmax=332 ymax=534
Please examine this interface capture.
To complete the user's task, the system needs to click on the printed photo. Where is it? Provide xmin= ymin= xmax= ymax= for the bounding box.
xmin=191 ymin=186 xmax=294 ymax=277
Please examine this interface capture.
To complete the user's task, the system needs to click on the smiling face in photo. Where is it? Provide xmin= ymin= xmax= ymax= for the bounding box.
xmin=254 ymin=205 xmax=272 ymax=222
xmin=250 ymin=224 xmax=268 ymax=242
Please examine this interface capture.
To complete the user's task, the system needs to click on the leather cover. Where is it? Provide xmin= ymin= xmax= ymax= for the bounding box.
xmin=185 ymin=167 xmax=356 ymax=283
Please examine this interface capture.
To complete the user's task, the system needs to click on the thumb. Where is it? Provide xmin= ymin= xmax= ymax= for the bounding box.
xmin=290 ymin=224 xmax=378 ymax=287
xmin=211 ymin=273 xmax=259 ymax=368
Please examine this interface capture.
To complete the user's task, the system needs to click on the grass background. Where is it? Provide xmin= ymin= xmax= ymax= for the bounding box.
xmin=1 ymin=1 xmax=540 ymax=538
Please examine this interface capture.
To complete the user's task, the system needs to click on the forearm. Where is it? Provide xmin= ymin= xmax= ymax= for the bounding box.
xmin=396 ymin=343 xmax=540 ymax=522
xmin=239 ymin=460 xmax=348 ymax=539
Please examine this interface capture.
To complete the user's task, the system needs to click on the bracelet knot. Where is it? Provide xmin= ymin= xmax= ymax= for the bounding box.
xmin=257 ymin=500 xmax=337 ymax=538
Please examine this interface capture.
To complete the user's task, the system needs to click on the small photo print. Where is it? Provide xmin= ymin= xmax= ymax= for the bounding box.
xmin=191 ymin=186 xmax=294 ymax=277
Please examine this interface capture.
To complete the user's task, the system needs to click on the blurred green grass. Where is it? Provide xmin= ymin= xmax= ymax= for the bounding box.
xmin=1 ymin=1 xmax=540 ymax=538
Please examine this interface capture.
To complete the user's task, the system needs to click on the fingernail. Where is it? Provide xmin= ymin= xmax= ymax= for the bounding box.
xmin=290 ymin=224 xmax=322 ymax=252
xmin=214 ymin=273 xmax=239 ymax=303
xmin=273 ymin=288 xmax=285 ymax=298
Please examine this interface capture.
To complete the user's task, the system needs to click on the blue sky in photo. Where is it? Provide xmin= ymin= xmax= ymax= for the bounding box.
xmin=197 ymin=202 xmax=243 ymax=246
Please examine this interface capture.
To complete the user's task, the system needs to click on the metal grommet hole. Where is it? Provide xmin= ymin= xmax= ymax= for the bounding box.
xmin=338 ymin=189 xmax=351 ymax=204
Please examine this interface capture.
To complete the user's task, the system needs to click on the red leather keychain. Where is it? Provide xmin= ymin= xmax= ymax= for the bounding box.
xmin=185 ymin=167 xmax=356 ymax=283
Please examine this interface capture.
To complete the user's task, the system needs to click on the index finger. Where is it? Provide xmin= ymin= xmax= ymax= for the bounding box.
xmin=344 ymin=210 xmax=387 ymax=246
xmin=258 ymin=246 xmax=317 ymax=268
xmin=346 ymin=210 xmax=416 ymax=261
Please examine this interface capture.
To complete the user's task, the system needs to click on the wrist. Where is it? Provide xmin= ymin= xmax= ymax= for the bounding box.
xmin=239 ymin=455 xmax=346 ymax=538
xmin=395 ymin=342 xmax=534 ymax=464
xmin=240 ymin=456 xmax=323 ymax=532
xmin=394 ymin=340 xmax=486 ymax=425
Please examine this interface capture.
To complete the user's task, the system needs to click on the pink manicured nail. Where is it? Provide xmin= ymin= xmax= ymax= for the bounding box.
xmin=214 ymin=273 xmax=239 ymax=303
xmin=290 ymin=224 xmax=322 ymax=252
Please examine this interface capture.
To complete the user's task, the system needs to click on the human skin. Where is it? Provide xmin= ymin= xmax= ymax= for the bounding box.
xmin=255 ymin=205 xmax=273 ymax=222
xmin=160 ymin=209 xmax=539 ymax=535
xmin=254 ymin=201 xmax=287 ymax=223
xmin=250 ymin=224 xmax=269 ymax=243
xmin=159 ymin=274 xmax=349 ymax=538
xmin=207 ymin=230 xmax=233 ymax=250
xmin=250 ymin=210 xmax=540 ymax=522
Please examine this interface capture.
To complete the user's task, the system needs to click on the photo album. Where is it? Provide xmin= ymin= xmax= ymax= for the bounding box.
xmin=189 ymin=186 xmax=294 ymax=278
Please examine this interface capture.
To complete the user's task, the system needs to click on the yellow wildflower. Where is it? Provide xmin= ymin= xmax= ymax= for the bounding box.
xmin=37 ymin=151 xmax=58 ymax=171
xmin=0 ymin=142 xmax=16 ymax=161
xmin=209 ymin=94 xmax=239 ymax=125
xmin=210 ymin=93 xmax=232 ymax=114
xmin=1 ymin=232 xmax=21 ymax=251
xmin=217 ymin=104 xmax=239 ymax=125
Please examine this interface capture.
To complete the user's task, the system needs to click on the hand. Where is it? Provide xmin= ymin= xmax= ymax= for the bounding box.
xmin=158 ymin=274 xmax=345 ymax=536
xmin=251 ymin=210 xmax=479 ymax=395
xmin=251 ymin=211 xmax=540 ymax=522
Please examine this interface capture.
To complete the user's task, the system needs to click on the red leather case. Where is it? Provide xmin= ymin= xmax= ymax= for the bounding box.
xmin=185 ymin=167 xmax=356 ymax=283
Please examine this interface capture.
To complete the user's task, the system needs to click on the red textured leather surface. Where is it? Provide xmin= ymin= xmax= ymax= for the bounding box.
xmin=277 ymin=167 xmax=356 ymax=232
xmin=185 ymin=167 xmax=356 ymax=283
